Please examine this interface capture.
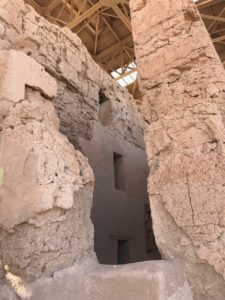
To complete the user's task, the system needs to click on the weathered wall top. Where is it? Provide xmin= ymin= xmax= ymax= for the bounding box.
xmin=0 ymin=0 xmax=145 ymax=149
xmin=0 ymin=36 xmax=94 ymax=280
xmin=0 ymin=50 xmax=57 ymax=101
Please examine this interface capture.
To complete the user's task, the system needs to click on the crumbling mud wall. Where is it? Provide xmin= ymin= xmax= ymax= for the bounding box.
xmin=0 ymin=49 xmax=94 ymax=281
xmin=0 ymin=1 xmax=194 ymax=300
xmin=0 ymin=0 xmax=144 ymax=150
xmin=131 ymin=0 xmax=225 ymax=299
xmin=0 ymin=0 xmax=145 ymax=283
xmin=0 ymin=0 xmax=149 ymax=269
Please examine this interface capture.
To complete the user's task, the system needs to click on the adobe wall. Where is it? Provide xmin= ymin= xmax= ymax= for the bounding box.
xmin=80 ymin=123 xmax=160 ymax=264
xmin=0 ymin=48 xmax=95 ymax=281
xmin=1 ymin=0 xmax=144 ymax=150
xmin=0 ymin=0 xmax=147 ymax=274
xmin=0 ymin=1 xmax=193 ymax=299
xmin=131 ymin=0 xmax=225 ymax=299
xmin=0 ymin=0 xmax=158 ymax=266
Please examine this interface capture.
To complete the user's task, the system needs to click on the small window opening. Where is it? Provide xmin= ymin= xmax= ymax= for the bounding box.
xmin=98 ymin=90 xmax=113 ymax=126
xmin=113 ymin=152 xmax=125 ymax=191
xmin=117 ymin=240 xmax=129 ymax=264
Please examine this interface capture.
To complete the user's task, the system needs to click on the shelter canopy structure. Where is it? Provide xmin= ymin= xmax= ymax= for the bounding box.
xmin=25 ymin=0 xmax=225 ymax=102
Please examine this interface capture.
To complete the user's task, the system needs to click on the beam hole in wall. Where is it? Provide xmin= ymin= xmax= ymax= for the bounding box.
xmin=98 ymin=90 xmax=113 ymax=126
xmin=113 ymin=152 xmax=125 ymax=191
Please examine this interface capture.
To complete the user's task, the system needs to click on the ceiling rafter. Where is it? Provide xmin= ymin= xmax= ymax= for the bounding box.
xmin=94 ymin=14 xmax=100 ymax=55
xmin=208 ymin=6 xmax=225 ymax=32
xmin=111 ymin=5 xmax=131 ymax=31
xmin=26 ymin=0 xmax=225 ymax=103
xmin=197 ymin=0 xmax=225 ymax=9
xmin=44 ymin=0 xmax=62 ymax=14
xmin=95 ymin=35 xmax=132 ymax=59
xmin=67 ymin=0 xmax=128 ymax=29
xmin=25 ymin=0 xmax=138 ymax=99
xmin=201 ymin=13 xmax=225 ymax=23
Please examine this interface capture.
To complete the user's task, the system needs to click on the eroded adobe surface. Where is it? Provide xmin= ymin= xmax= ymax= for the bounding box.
xmin=0 ymin=1 xmax=193 ymax=299
xmin=0 ymin=0 xmax=144 ymax=150
xmin=0 ymin=0 xmax=145 ymax=283
xmin=131 ymin=0 xmax=225 ymax=298
xmin=0 ymin=49 xmax=94 ymax=280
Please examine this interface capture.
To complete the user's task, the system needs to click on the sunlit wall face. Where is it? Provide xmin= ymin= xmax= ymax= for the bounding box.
xmin=112 ymin=0 xmax=200 ymax=88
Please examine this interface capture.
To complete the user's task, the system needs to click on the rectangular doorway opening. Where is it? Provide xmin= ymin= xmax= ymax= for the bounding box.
xmin=117 ymin=240 xmax=129 ymax=264
xmin=113 ymin=152 xmax=125 ymax=191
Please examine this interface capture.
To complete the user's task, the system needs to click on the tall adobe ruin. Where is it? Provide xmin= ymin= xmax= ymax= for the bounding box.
xmin=131 ymin=0 xmax=225 ymax=298
xmin=0 ymin=1 xmax=192 ymax=299
xmin=2 ymin=0 xmax=225 ymax=299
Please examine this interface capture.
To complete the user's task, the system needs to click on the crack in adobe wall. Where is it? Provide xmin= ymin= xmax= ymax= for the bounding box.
xmin=150 ymin=194 xmax=225 ymax=300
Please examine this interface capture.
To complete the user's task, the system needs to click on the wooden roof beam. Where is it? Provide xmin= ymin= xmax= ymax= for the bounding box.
xmin=115 ymin=67 xmax=137 ymax=81
xmin=95 ymin=35 xmax=133 ymax=59
xmin=201 ymin=13 xmax=225 ymax=23
xmin=197 ymin=0 xmax=225 ymax=9
xmin=76 ymin=13 xmax=97 ymax=35
xmin=207 ymin=6 xmax=225 ymax=33
xmin=67 ymin=0 xmax=129 ymax=29
xmin=212 ymin=35 xmax=225 ymax=43
xmin=112 ymin=5 xmax=132 ymax=32
xmin=101 ymin=14 xmax=134 ymax=70
xmin=68 ymin=2 xmax=101 ymax=29
xmin=44 ymin=0 xmax=63 ymax=14
xmin=94 ymin=15 xmax=100 ymax=55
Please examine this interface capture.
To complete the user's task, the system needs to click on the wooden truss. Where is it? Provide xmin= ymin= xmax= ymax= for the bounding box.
xmin=25 ymin=0 xmax=225 ymax=103
xmin=197 ymin=0 xmax=225 ymax=66
xmin=25 ymin=0 xmax=138 ymax=99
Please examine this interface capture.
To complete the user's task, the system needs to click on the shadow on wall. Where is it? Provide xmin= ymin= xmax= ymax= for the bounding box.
xmin=79 ymin=89 xmax=161 ymax=266
xmin=98 ymin=90 xmax=113 ymax=126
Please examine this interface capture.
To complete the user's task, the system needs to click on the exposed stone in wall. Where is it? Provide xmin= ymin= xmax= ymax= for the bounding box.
xmin=0 ymin=49 xmax=94 ymax=280
xmin=131 ymin=0 xmax=225 ymax=298
xmin=0 ymin=0 xmax=145 ymax=150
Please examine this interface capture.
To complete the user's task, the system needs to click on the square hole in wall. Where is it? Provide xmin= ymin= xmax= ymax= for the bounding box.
xmin=117 ymin=240 xmax=129 ymax=265
xmin=113 ymin=152 xmax=125 ymax=191
xmin=98 ymin=90 xmax=113 ymax=126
